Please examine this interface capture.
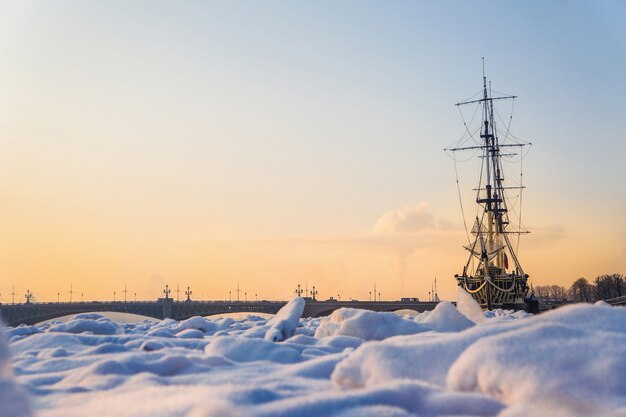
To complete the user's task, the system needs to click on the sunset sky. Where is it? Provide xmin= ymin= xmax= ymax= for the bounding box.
xmin=1 ymin=1 xmax=624 ymax=303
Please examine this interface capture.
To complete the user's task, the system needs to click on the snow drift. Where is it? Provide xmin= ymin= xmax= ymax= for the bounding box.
xmin=0 ymin=325 xmax=32 ymax=417
xmin=4 ymin=297 xmax=626 ymax=417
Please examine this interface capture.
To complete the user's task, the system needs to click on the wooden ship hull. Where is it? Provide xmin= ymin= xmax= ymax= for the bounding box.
xmin=455 ymin=273 xmax=529 ymax=310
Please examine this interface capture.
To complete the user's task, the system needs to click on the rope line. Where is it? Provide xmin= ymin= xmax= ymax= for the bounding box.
xmin=516 ymin=148 xmax=524 ymax=252
xmin=453 ymin=155 xmax=471 ymax=245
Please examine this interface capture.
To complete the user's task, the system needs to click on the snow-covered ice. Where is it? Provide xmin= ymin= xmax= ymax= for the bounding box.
xmin=315 ymin=307 xmax=427 ymax=340
xmin=0 ymin=326 xmax=32 ymax=417
xmin=3 ymin=293 xmax=626 ymax=417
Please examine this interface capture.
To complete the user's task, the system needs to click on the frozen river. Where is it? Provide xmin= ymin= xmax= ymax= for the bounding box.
xmin=2 ymin=290 xmax=626 ymax=417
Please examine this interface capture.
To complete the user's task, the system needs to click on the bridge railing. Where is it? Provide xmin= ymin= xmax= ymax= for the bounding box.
xmin=0 ymin=300 xmax=291 ymax=306
xmin=1 ymin=299 xmax=439 ymax=327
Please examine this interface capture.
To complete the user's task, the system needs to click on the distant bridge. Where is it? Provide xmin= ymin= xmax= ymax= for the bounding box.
xmin=0 ymin=299 xmax=439 ymax=327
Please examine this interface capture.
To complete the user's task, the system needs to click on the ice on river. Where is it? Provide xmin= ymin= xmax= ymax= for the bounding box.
xmin=3 ymin=293 xmax=626 ymax=417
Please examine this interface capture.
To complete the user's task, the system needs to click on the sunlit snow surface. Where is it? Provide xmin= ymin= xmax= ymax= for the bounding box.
xmin=4 ymin=295 xmax=626 ymax=417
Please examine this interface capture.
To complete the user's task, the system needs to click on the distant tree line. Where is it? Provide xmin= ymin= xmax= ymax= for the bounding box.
xmin=533 ymin=274 xmax=625 ymax=302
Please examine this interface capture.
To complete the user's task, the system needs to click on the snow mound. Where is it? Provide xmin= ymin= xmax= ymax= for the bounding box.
xmin=71 ymin=313 xmax=109 ymax=320
xmin=186 ymin=380 xmax=504 ymax=417
xmin=315 ymin=308 xmax=427 ymax=340
xmin=0 ymin=325 xmax=33 ymax=417
xmin=235 ymin=297 xmax=305 ymax=340
xmin=448 ymin=303 xmax=626 ymax=412
xmin=456 ymin=287 xmax=487 ymax=323
xmin=176 ymin=329 xmax=205 ymax=339
xmin=172 ymin=316 xmax=220 ymax=335
xmin=48 ymin=316 xmax=119 ymax=335
xmin=265 ymin=297 xmax=305 ymax=342
xmin=484 ymin=308 xmax=530 ymax=320
xmin=145 ymin=328 xmax=175 ymax=338
xmin=205 ymin=336 xmax=303 ymax=363
xmin=6 ymin=325 xmax=42 ymax=342
xmin=421 ymin=301 xmax=475 ymax=332
xmin=332 ymin=314 xmax=530 ymax=388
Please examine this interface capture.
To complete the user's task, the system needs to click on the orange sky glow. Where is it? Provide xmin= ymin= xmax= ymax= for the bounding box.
xmin=1 ymin=2 xmax=624 ymax=303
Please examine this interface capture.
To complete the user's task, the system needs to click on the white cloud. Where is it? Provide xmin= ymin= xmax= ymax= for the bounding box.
xmin=372 ymin=202 xmax=435 ymax=234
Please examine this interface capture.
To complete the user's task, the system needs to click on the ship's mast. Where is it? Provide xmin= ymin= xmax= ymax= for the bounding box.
xmin=446 ymin=61 xmax=532 ymax=309
xmin=447 ymin=61 xmax=525 ymax=276
xmin=481 ymin=62 xmax=494 ymax=277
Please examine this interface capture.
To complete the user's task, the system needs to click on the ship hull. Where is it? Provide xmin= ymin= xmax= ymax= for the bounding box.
xmin=456 ymin=274 xmax=529 ymax=310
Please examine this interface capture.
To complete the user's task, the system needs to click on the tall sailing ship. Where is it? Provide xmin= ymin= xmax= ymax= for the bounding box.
xmin=446 ymin=63 xmax=535 ymax=311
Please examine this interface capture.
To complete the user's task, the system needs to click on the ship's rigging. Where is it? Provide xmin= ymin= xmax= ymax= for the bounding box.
xmin=445 ymin=60 xmax=533 ymax=310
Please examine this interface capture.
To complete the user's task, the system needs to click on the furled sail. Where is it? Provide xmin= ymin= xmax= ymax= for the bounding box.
xmin=471 ymin=218 xmax=486 ymax=236
xmin=463 ymin=241 xmax=505 ymax=261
